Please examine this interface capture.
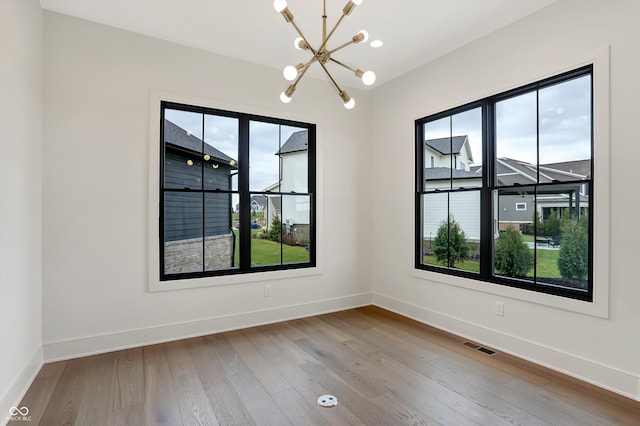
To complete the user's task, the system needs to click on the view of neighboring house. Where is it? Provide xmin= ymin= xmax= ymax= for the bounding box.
xmin=264 ymin=130 xmax=311 ymax=244
xmin=425 ymin=135 xmax=474 ymax=171
xmin=235 ymin=195 xmax=267 ymax=214
xmin=496 ymin=158 xmax=590 ymax=233
xmin=422 ymin=135 xmax=590 ymax=242
xmin=423 ymin=135 xmax=481 ymax=241
xmin=163 ymin=119 xmax=238 ymax=272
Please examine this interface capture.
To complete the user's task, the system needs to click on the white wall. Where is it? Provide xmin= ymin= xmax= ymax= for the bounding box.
xmin=0 ymin=0 xmax=43 ymax=417
xmin=371 ymin=0 xmax=640 ymax=400
xmin=41 ymin=11 xmax=372 ymax=359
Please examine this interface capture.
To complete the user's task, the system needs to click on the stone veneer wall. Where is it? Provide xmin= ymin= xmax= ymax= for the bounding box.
xmin=164 ymin=233 xmax=234 ymax=273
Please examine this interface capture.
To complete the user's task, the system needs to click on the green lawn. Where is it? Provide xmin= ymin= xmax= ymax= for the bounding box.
xmin=424 ymin=247 xmax=560 ymax=278
xmin=233 ymin=230 xmax=309 ymax=266
xmin=423 ymin=255 xmax=480 ymax=273
xmin=529 ymin=249 xmax=560 ymax=278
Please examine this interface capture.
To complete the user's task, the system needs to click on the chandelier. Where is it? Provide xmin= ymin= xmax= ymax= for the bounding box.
xmin=273 ymin=0 xmax=376 ymax=109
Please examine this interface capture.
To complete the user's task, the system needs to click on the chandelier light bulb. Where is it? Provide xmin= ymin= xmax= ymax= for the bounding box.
xmin=273 ymin=0 xmax=288 ymax=13
xmin=283 ymin=65 xmax=298 ymax=81
xmin=352 ymin=0 xmax=364 ymax=5
xmin=344 ymin=98 xmax=356 ymax=109
xmin=357 ymin=30 xmax=369 ymax=43
xmin=361 ymin=70 xmax=376 ymax=85
xmin=280 ymin=91 xmax=292 ymax=103
xmin=294 ymin=37 xmax=304 ymax=50
xmin=370 ymin=39 xmax=383 ymax=48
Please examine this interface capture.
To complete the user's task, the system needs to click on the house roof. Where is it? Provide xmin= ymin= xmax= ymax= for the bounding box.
xmin=425 ymin=136 xmax=468 ymax=155
xmin=424 ymin=167 xmax=481 ymax=180
xmin=250 ymin=195 xmax=267 ymax=208
xmin=497 ymin=158 xmax=590 ymax=185
xmin=540 ymin=160 xmax=591 ymax=179
xmin=164 ymin=119 xmax=236 ymax=165
xmin=276 ymin=130 xmax=308 ymax=155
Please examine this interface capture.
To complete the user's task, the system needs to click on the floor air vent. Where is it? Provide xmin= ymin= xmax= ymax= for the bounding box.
xmin=462 ymin=341 xmax=497 ymax=356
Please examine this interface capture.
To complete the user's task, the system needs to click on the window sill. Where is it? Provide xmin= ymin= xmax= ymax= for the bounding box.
xmin=150 ymin=266 xmax=322 ymax=292
xmin=410 ymin=268 xmax=608 ymax=318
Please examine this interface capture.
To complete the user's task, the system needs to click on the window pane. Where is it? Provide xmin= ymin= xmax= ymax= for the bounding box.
xmin=204 ymin=193 xmax=237 ymax=271
xmin=450 ymin=191 xmax=480 ymax=273
xmin=535 ymin=185 xmax=589 ymax=291
xmin=252 ymin=195 xmax=281 ymax=266
xmin=424 ymin=117 xmax=452 ymax=190
xmin=250 ymin=121 xmax=281 ymax=192
xmin=539 ymin=75 xmax=592 ymax=182
xmin=164 ymin=192 xmax=203 ymax=274
xmin=421 ymin=192 xmax=448 ymax=269
xmin=280 ymin=128 xmax=309 ymax=193
xmin=203 ymin=115 xmax=238 ymax=190
xmin=164 ymin=109 xmax=204 ymax=190
xmin=282 ymin=195 xmax=311 ymax=264
xmin=496 ymin=92 xmax=538 ymax=186
xmin=250 ymin=122 xmax=304 ymax=193
xmin=451 ymin=108 xmax=483 ymax=189
xmin=423 ymin=109 xmax=482 ymax=191
xmin=494 ymin=188 xmax=535 ymax=281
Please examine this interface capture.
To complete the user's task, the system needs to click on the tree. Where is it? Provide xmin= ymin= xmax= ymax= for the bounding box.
xmin=558 ymin=218 xmax=588 ymax=281
xmin=267 ymin=215 xmax=282 ymax=242
xmin=543 ymin=209 xmax=560 ymax=237
xmin=433 ymin=219 xmax=469 ymax=268
xmin=495 ymin=225 xmax=533 ymax=277
xmin=533 ymin=210 xmax=544 ymax=236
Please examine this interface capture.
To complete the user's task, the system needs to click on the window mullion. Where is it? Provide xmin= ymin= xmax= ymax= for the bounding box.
xmin=480 ymin=100 xmax=494 ymax=279
xmin=238 ymin=117 xmax=251 ymax=271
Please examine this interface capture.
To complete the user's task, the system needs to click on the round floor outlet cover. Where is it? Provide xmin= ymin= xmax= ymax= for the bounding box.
xmin=317 ymin=394 xmax=338 ymax=407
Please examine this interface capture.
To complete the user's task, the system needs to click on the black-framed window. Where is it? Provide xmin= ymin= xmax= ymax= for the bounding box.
xmin=416 ymin=66 xmax=593 ymax=301
xmin=160 ymin=101 xmax=315 ymax=280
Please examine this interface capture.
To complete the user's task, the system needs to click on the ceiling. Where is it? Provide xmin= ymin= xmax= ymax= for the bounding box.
xmin=39 ymin=0 xmax=557 ymax=89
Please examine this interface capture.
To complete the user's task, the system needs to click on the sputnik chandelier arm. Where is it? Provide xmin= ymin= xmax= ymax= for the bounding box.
xmin=274 ymin=0 xmax=376 ymax=109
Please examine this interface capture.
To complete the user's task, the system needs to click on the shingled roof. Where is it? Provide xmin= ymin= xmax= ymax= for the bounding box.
xmin=276 ymin=130 xmax=308 ymax=155
xmin=425 ymin=135 xmax=468 ymax=155
xmin=497 ymin=158 xmax=590 ymax=185
xmin=164 ymin=119 xmax=236 ymax=164
xmin=424 ymin=167 xmax=481 ymax=180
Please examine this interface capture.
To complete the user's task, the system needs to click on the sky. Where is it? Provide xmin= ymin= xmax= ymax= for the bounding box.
xmin=165 ymin=108 xmax=302 ymax=193
xmin=423 ymin=74 xmax=592 ymax=167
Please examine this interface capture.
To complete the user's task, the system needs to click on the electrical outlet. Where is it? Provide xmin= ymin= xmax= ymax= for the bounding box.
xmin=495 ymin=301 xmax=504 ymax=316
xmin=264 ymin=284 xmax=272 ymax=297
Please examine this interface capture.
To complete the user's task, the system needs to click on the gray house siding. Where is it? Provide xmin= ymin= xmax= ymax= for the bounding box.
xmin=164 ymin=149 xmax=234 ymax=242
xmin=497 ymin=195 xmax=534 ymax=223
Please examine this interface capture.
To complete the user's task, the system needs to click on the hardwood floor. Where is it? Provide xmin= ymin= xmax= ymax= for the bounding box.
xmin=14 ymin=306 xmax=640 ymax=425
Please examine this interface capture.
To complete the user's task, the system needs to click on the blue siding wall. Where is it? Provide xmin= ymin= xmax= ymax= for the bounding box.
xmin=164 ymin=149 xmax=233 ymax=241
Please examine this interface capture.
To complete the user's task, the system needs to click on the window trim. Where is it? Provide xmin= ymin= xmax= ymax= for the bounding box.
xmin=148 ymin=91 xmax=322 ymax=292
xmin=412 ymin=47 xmax=610 ymax=318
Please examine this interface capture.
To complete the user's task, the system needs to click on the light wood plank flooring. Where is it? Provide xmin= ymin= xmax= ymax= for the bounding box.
xmin=13 ymin=306 xmax=640 ymax=425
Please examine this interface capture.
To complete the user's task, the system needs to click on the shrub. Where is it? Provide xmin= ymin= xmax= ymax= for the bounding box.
xmin=544 ymin=210 xmax=560 ymax=237
xmin=495 ymin=225 xmax=533 ymax=277
xmin=282 ymin=233 xmax=298 ymax=246
xmin=558 ymin=218 xmax=588 ymax=280
xmin=433 ymin=219 xmax=470 ymax=267
xmin=533 ymin=210 xmax=544 ymax=236
xmin=267 ymin=215 xmax=282 ymax=242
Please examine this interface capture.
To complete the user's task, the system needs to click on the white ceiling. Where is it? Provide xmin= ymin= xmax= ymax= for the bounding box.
xmin=39 ymin=0 xmax=557 ymax=89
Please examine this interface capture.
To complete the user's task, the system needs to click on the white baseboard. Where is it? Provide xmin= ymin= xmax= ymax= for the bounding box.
xmin=1 ymin=346 xmax=43 ymax=426
xmin=43 ymin=293 xmax=372 ymax=362
xmin=372 ymin=292 xmax=640 ymax=402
